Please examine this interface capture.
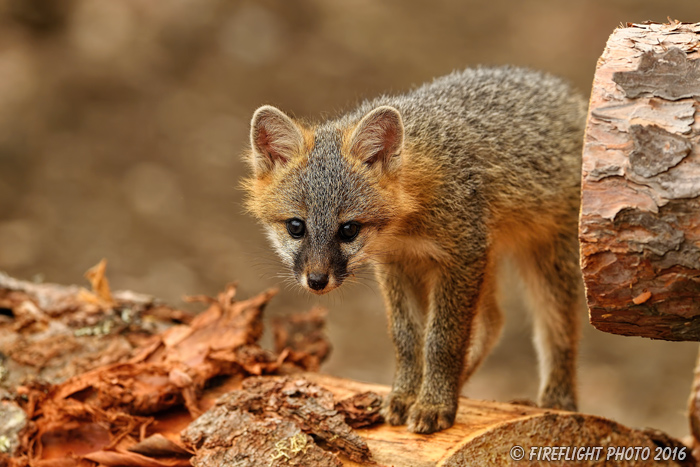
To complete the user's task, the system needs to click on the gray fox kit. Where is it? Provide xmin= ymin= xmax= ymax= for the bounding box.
xmin=243 ymin=66 xmax=587 ymax=434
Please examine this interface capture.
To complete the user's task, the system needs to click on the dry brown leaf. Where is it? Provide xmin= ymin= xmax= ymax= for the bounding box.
xmin=334 ymin=392 xmax=384 ymax=429
xmin=127 ymin=434 xmax=192 ymax=458
xmin=84 ymin=449 xmax=191 ymax=467
xmin=80 ymin=259 xmax=114 ymax=306
xmin=272 ymin=307 xmax=331 ymax=372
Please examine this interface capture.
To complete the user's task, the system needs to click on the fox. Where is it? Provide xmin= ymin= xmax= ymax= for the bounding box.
xmin=242 ymin=66 xmax=587 ymax=434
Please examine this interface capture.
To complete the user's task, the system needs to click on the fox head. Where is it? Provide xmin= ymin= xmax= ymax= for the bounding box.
xmin=242 ymin=104 xmax=410 ymax=294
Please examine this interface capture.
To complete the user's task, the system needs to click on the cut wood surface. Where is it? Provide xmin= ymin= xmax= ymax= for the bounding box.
xmin=579 ymin=21 xmax=700 ymax=341
xmin=303 ymin=374 xmax=692 ymax=467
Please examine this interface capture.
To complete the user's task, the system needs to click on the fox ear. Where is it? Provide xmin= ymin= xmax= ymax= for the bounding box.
xmin=250 ymin=105 xmax=305 ymax=176
xmin=348 ymin=106 xmax=404 ymax=171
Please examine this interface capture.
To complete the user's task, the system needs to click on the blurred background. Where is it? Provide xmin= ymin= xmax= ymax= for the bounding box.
xmin=0 ymin=0 xmax=698 ymax=439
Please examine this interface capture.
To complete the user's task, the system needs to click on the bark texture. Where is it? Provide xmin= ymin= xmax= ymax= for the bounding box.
xmin=580 ymin=21 xmax=700 ymax=341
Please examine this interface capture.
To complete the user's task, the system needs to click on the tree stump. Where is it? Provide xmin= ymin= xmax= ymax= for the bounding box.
xmin=579 ymin=21 xmax=700 ymax=342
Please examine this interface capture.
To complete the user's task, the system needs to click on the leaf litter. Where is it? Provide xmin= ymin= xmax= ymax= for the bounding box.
xmin=0 ymin=261 xmax=380 ymax=467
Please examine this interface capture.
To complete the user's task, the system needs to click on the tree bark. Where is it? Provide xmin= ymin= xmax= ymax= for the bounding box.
xmin=579 ymin=21 xmax=700 ymax=341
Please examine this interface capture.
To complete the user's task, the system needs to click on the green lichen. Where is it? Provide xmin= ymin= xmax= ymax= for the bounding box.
xmin=269 ymin=432 xmax=309 ymax=464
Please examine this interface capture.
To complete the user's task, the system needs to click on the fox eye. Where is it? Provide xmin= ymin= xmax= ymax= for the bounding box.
xmin=286 ymin=218 xmax=305 ymax=239
xmin=339 ymin=221 xmax=361 ymax=242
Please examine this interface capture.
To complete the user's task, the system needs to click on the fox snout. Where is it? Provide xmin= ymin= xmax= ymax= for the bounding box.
xmin=301 ymin=270 xmax=340 ymax=294
xmin=300 ymin=263 xmax=342 ymax=295
xmin=306 ymin=272 xmax=329 ymax=291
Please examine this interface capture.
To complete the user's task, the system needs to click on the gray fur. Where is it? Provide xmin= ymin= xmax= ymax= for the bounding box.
xmin=247 ymin=65 xmax=587 ymax=434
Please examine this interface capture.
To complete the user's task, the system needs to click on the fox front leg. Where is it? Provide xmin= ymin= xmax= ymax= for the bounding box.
xmin=407 ymin=259 xmax=485 ymax=434
xmin=377 ymin=264 xmax=426 ymax=425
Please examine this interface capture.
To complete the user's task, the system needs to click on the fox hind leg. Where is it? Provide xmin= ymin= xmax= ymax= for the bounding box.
xmin=516 ymin=234 xmax=581 ymax=411
xmin=461 ymin=257 xmax=504 ymax=384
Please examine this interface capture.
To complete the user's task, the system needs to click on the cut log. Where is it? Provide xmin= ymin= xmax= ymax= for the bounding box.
xmin=304 ymin=374 xmax=692 ymax=467
xmin=579 ymin=21 xmax=700 ymax=341
xmin=175 ymin=372 xmax=698 ymax=466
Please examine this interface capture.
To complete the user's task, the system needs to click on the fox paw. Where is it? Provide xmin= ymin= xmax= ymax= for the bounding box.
xmin=381 ymin=392 xmax=416 ymax=426
xmin=539 ymin=387 xmax=577 ymax=412
xmin=407 ymin=401 xmax=456 ymax=434
xmin=540 ymin=396 xmax=577 ymax=412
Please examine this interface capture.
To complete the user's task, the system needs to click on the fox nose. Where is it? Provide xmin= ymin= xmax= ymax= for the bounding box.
xmin=307 ymin=273 xmax=329 ymax=291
